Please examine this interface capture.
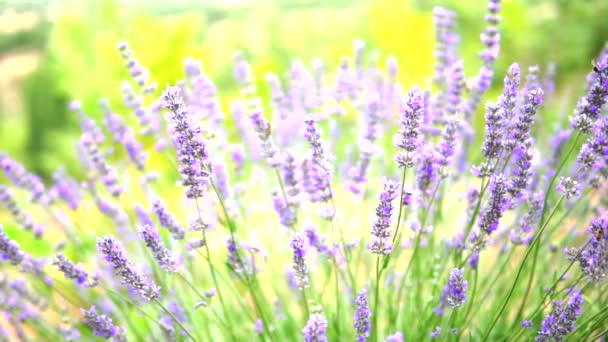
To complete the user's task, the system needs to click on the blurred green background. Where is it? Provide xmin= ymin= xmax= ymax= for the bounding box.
xmin=0 ymin=0 xmax=607 ymax=178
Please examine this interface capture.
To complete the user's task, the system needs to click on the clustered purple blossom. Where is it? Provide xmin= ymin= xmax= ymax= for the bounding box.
xmin=152 ymin=199 xmax=185 ymax=240
xmin=304 ymin=119 xmax=332 ymax=204
xmin=567 ymin=216 xmax=608 ymax=282
xmin=303 ymin=313 xmax=328 ymax=342
xmin=0 ymin=153 xmax=46 ymax=203
xmin=478 ymin=174 xmax=509 ymax=235
xmin=81 ymin=306 xmax=126 ymax=341
xmin=354 ymin=288 xmax=371 ymax=342
xmin=289 ymin=232 xmax=309 ymax=289
xmin=444 ymin=268 xmax=468 ymax=307
xmin=162 ymin=86 xmax=210 ymax=199
xmin=556 ymin=177 xmax=581 ymax=199
xmin=0 ymin=186 xmax=45 ymax=237
xmin=79 ymin=126 xmax=123 ymax=197
xmin=394 ymin=87 xmax=424 ymax=168
xmin=570 ymin=55 xmax=608 ymax=133
xmin=139 ymin=225 xmax=179 ymax=273
xmin=52 ymin=253 xmax=98 ymax=287
xmin=536 ymin=290 xmax=584 ymax=342
xmin=97 ymin=235 xmax=160 ymax=300
xmin=369 ymin=178 xmax=400 ymax=255
xmin=0 ymin=225 xmax=25 ymax=265
xmin=385 ymin=332 xmax=404 ymax=342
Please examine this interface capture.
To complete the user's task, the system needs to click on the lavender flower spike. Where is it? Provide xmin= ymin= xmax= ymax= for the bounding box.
xmin=290 ymin=232 xmax=309 ymax=289
xmin=52 ymin=253 xmax=97 ymax=287
xmin=0 ymin=226 xmax=25 ymax=265
xmin=152 ymin=199 xmax=185 ymax=240
xmin=354 ymin=288 xmax=371 ymax=342
xmin=569 ymin=54 xmax=608 ymax=133
xmin=478 ymin=174 xmax=509 ymax=235
xmin=162 ymin=85 xmax=210 ymax=199
xmin=369 ymin=178 xmax=400 ymax=255
xmin=82 ymin=306 xmax=126 ymax=341
xmin=139 ymin=225 xmax=180 ymax=273
xmin=303 ymin=313 xmax=328 ymax=342
xmin=445 ymin=268 xmax=468 ymax=307
xmin=572 ymin=215 xmax=608 ymax=282
xmin=394 ymin=87 xmax=424 ymax=168
xmin=97 ymin=235 xmax=160 ymax=300
xmin=556 ymin=177 xmax=580 ymax=199
xmin=535 ymin=290 xmax=584 ymax=342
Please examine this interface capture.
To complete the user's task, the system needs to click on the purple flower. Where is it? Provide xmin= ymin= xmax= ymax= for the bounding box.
xmin=437 ymin=117 xmax=459 ymax=169
xmin=302 ymin=313 xmax=328 ymax=342
xmin=226 ymin=237 xmax=253 ymax=277
xmin=430 ymin=326 xmax=442 ymax=339
xmin=521 ymin=320 xmax=533 ymax=329
xmin=556 ymin=177 xmax=580 ymax=199
xmin=79 ymin=129 xmax=123 ymax=197
xmin=507 ymin=87 xmax=543 ymax=151
xmin=281 ymin=151 xmax=301 ymax=200
xmin=416 ymin=145 xmax=441 ymax=194
xmin=385 ymin=332 xmax=404 ymax=342
xmin=577 ymin=115 xmax=608 ymax=171
xmin=82 ymin=306 xmax=126 ymax=341
xmin=573 ymin=215 xmax=608 ymax=282
xmin=536 ymin=290 xmax=584 ymax=341
xmin=510 ymin=193 xmax=542 ymax=245
xmin=354 ymin=288 xmax=371 ymax=342
xmin=394 ymin=87 xmax=424 ymax=168
xmin=369 ymin=178 xmax=400 ymax=255
xmin=304 ymin=119 xmax=332 ymax=203
xmin=0 ymin=153 xmax=46 ymax=202
xmin=273 ymin=191 xmax=296 ymax=228
xmin=250 ymin=111 xmax=279 ymax=167
xmin=481 ymin=102 xmax=505 ymax=161
xmin=52 ymin=253 xmax=97 ymax=287
xmin=444 ymin=268 xmax=468 ymax=307
xmin=101 ymin=101 xmax=147 ymax=170
xmin=570 ymin=55 xmax=608 ymax=133
xmin=0 ymin=226 xmax=25 ymax=265
xmin=290 ymin=233 xmax=309 ymax=289
xmin=162 ymin=86 xmax=210 ymax=199
xmin=139 ymin=225 xmax=179 ymax=273
xmin=478 ymin=174 xmax=509 ymax=235
xmin=152 ymin=200 xmax=185 ymax=240
xmin=0 ymin=186 xmax=45 ymax=238
xmin=462 ymin=0 xmax=501 ymax=121
xmin=50 ymin=169 xmax=81 ymax=210
xmin=97 ymin=235 xmax=160 ymax=300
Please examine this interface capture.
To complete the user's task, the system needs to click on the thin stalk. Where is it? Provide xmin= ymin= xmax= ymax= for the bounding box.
xmin=510 ymin=133 xmax=582 ymax=328
xmin=373 ymin=257 xmax=382 ymax=341
xmin=392 ymin=177 xmax=442 ymax=326
xmin=194 ymin=198 xmax=234 ymax=340
xmin=174 ymin=271 xmax=230 ymax=331
xmin=154 ymin=298 xmax=199 ymax=342
xmin=482 ymin=196 xmax=565 ymax=341
xmin=209 ymin=180 xmax=274 ymax=341
xmin=585 ymin=326 xmax=608 ymax=342
xmin=391 ymin=167 xmax=408 ymax=245
xmin=456 ymin=269 xmax=479 ymax=338
xmin=441 ymin=310 xmax=457 ymax=342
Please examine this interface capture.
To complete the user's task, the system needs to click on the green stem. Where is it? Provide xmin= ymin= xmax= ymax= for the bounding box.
xmin=209 ymin=180 xmax=274 ymax=341
xmin=155 ymin=298 xmax=199 ymax=342
xmin=391 ymin=168 xmax=408 ymax=245
xmin=482 ymin=196 xmax=565 ymax=341
xmin=373 ymin=257 xmax=382 ymax=342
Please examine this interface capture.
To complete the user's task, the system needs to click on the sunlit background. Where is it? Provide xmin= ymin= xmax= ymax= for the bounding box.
xmin=1 ymin=0 xmax=607 ymax=178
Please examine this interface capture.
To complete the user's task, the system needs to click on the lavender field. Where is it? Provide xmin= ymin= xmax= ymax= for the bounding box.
xmin=0 ymin=0 xmax=607 ymax=341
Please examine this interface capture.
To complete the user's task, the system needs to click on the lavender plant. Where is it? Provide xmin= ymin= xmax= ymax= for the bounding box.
xmin=1 ymin=1 xmax=608 ymax=341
